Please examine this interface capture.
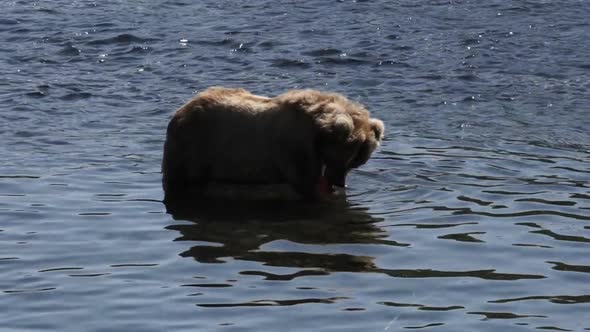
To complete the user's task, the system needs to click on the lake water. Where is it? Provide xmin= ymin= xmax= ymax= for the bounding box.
xmin=1 ymin=1 xmax=589 ymax=331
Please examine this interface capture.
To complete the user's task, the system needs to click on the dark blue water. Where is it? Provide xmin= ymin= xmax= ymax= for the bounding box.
xmin=1 ymin=1 xmax=589 ymax=331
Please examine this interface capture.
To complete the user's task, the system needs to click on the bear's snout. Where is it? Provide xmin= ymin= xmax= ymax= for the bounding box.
xmin=324 ymin=165 xmax=347 ymax=189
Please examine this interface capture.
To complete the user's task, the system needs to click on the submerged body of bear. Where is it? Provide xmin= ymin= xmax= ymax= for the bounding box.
xmin=162 ymin=87 xmax=384 ymax=202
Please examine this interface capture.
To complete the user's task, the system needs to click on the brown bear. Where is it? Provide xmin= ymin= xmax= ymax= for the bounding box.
xmin=162 ymin=87 xmax=384 ymax=202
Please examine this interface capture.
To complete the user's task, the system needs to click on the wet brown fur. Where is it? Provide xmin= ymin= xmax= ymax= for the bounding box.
xmin=162 ymin=87 xmax=384 ymax=202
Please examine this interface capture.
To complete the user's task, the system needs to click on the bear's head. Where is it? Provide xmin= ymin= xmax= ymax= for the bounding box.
xmin=309 ymin=94 xmax=384 ymax=191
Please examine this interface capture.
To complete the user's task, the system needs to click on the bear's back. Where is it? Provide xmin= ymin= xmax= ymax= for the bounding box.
xmin=195 ymin=87 xmax=274 ymax=115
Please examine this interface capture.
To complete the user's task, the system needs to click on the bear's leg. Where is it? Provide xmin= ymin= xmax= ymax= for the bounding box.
xmin=163 ymin=160 xmax=210 ymax=204
xmin=162 ymin=136 xmax=207 ymax=204
xmin=282 ymin=149 xmax=322 ymax=201
xmin=162 ymin=162 xmax=190 ymax=204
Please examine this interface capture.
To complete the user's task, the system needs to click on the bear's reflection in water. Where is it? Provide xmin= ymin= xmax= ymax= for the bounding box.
xmin=165 ymin=198 xmax=400 ymax=274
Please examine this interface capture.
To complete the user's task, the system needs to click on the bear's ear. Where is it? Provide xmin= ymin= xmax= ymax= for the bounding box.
xmin=332 ymin=114 xmax=354 ymax=139
xmin=369 ymin=118 xmax=384 ymax=141
xmin=316 ymin=112 xmax=354 ymax=141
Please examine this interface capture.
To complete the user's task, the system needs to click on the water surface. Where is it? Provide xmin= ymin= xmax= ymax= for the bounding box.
xmin=1 ymin=1 xmax=589 ymax=331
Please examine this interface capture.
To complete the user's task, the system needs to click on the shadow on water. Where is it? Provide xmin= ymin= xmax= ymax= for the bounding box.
xmin=165 ymin=198 xmax=391 ymax=273
xmin=164 ymin=199 xmax=548 ymax=281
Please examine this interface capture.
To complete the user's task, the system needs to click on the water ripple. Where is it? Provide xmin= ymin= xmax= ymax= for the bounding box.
xmin=86 ymin=33 xmax=157 ymax=45
xmin=197 ymin=297 xmax=347 ymax=308
xmin=490 ymin=295 xmax=590 ymax=305
xmin=239 ymin=269 xmax=328 ymax=281
xmin=378 ymin=269 xmax=545 ymax=281
xmin=56 ymin=44 xmax=81 ymax=56
xmin=1 ymin=0 xmax=590 ymax=331
xmin=547 ymin=261 xmax=590 ymax=273
xmin=467 ymin=311 xmax=547 ymax=319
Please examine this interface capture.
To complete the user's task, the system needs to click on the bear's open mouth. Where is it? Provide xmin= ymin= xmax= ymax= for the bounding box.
xmin=317 ymin=164 xmax=334 ymax=194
